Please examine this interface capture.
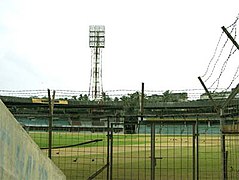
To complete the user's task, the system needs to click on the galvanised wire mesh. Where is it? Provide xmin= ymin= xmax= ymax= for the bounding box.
xmin=48 ymin=127 xmax=107 ymax=180
xmin=109 ymin=122 xmax=151 ymax=180
xmin=197 ymin=121 xmax=221 ymax=179
xmin=29 ymin=122 xmax=110 ymax=180
xmin=110 ymin=121 xmax=196 ymax=180
xmin=153 ymin=122 xmax=195 ymax=180
xmin=110 ymin=118 xmax=239 ymax=180
xmin=22 ymin=116 xmax=239 ymax=180
xmin=3 ymin=88 xmax=239 ymax=180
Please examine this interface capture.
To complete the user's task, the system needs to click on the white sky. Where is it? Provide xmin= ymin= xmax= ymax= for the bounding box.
xmin=0 ymin=0 xmax=239 ymax=92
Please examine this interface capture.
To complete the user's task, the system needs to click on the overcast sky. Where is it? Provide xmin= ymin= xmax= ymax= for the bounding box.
xmin=0 ymin=0 xmax=239 ymax=92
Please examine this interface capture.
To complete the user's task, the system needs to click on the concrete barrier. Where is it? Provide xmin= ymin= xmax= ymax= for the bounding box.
xmin=0 ymin=100 xmax=66 ymax=180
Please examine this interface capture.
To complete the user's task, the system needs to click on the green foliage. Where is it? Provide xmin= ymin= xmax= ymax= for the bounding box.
xmin=120 ymin=92 xmax=140 ymax=114
xmin=68 ymin=90 xmax=188 ymax=105
xmin=146 ymin=90 xmax=188 ymax=103
xmin=102 ymin=92 xmax=112 ymax=102
xmin=78 ymin=94 xmax=90 ymax=101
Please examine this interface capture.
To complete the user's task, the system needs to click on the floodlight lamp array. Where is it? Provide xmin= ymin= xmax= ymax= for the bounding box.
xmin=89 ymin=25 xmax=105 ymax=48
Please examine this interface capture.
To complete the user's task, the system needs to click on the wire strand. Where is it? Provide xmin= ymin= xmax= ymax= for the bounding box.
xmin=201 ymin=32 xmax=224 ymax=78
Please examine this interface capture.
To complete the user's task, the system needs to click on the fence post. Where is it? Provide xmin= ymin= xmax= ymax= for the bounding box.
xmin=107 ymin=117 xmax=110 ymax=180
xmin=192 ymin=123 xmax=196 ymax=180
xmin=220 ymin=108 xmax=227 ymax=180
xmin=47 ymin=89 xmax=55 ymax=159
xmin=140 ymin=82 xmax=144 ymax=121
xmin=151 ymin=122 xmax=156 ymax=180
xmin=196 ymin=117 xmax=199 ymax=180
xmin=110 ymin=123 xmax=114 ymax=180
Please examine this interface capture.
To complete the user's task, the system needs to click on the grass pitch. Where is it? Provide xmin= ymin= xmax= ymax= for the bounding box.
xmin=29 ymin=131 xmax=239 ymax=180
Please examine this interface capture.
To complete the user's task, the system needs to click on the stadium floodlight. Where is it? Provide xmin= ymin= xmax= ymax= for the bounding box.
xmin=89 ymin=25 xmax=105 ymax=48
xmin=89 ymin=25 xmax=105 ymax=100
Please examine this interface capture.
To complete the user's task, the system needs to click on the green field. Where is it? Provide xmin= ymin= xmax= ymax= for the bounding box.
xmin=29 ymin=131 xmax=239 ymax=180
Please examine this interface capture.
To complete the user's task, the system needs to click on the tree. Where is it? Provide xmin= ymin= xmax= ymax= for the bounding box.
xmin=102 ymin=92 xmax=111 ymax=102
xmin=162 ymin=90 xmax=171 ymax=102
xmin=162 ymin=90 xmax=188 ymax=102
xmin=114 ymin=97 xmax=119 ymax=102
xmin=72 ymin=96 xmax=77 ymax=100
xmin=78 ymin=94 xmax=90 ymax=102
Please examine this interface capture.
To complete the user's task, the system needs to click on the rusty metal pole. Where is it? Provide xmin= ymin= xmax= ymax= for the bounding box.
xmin=192 ymin=123 xmax=196 ymax=180
xmin=107 ymin=117 xmax=110 ymax=180
xmin=48 ymin=89 xmax=55 ymax=159
xmin=220 ymin=108 xmax=227 ymax=180
xmin=110 ymin=123 xmax=114 ymax=180
xmin=196 ymin=118 xmax=199 ymax=180
xmin=221 ymin=26 xmax=239 ymax=50
xmin=151 ymin=122 xmax=156 ymax=180
xmin=140 ymin=82 xmax=144 ymax=121
xmin=198 ymin=76 xmax=218 ymax=110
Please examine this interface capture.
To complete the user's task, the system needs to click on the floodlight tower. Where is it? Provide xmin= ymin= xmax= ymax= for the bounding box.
xmin=89 ymin=25 xmax=105 ymax=100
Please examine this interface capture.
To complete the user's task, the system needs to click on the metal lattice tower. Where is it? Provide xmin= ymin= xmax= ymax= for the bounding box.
xmin=89 ymin=25 xmax=105 ymax=100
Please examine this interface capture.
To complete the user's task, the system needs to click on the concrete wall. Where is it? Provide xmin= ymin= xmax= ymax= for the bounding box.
xmin=0 ymin=100 xmax=66 ymax=180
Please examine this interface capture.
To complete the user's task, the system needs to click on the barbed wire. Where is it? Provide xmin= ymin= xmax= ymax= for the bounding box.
xmin=226 ymin=13 xmax=239 ymax=29
xmin=211 ymin=25 xmax=238 ymax=91
xmin=204 ymin=30 xmax=231 ymax=82
xmin=209 ymin=45 xmax=238 ymax=90
xmin=201 ymin=14 xmax=239 ymax=92
xmin=226 ymin=64 xmax=239 ymax=90
xmin=0 ymin=88 xmax=222 ymax=101
xmin=201 ymin=31 xmax=224 ymax=79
